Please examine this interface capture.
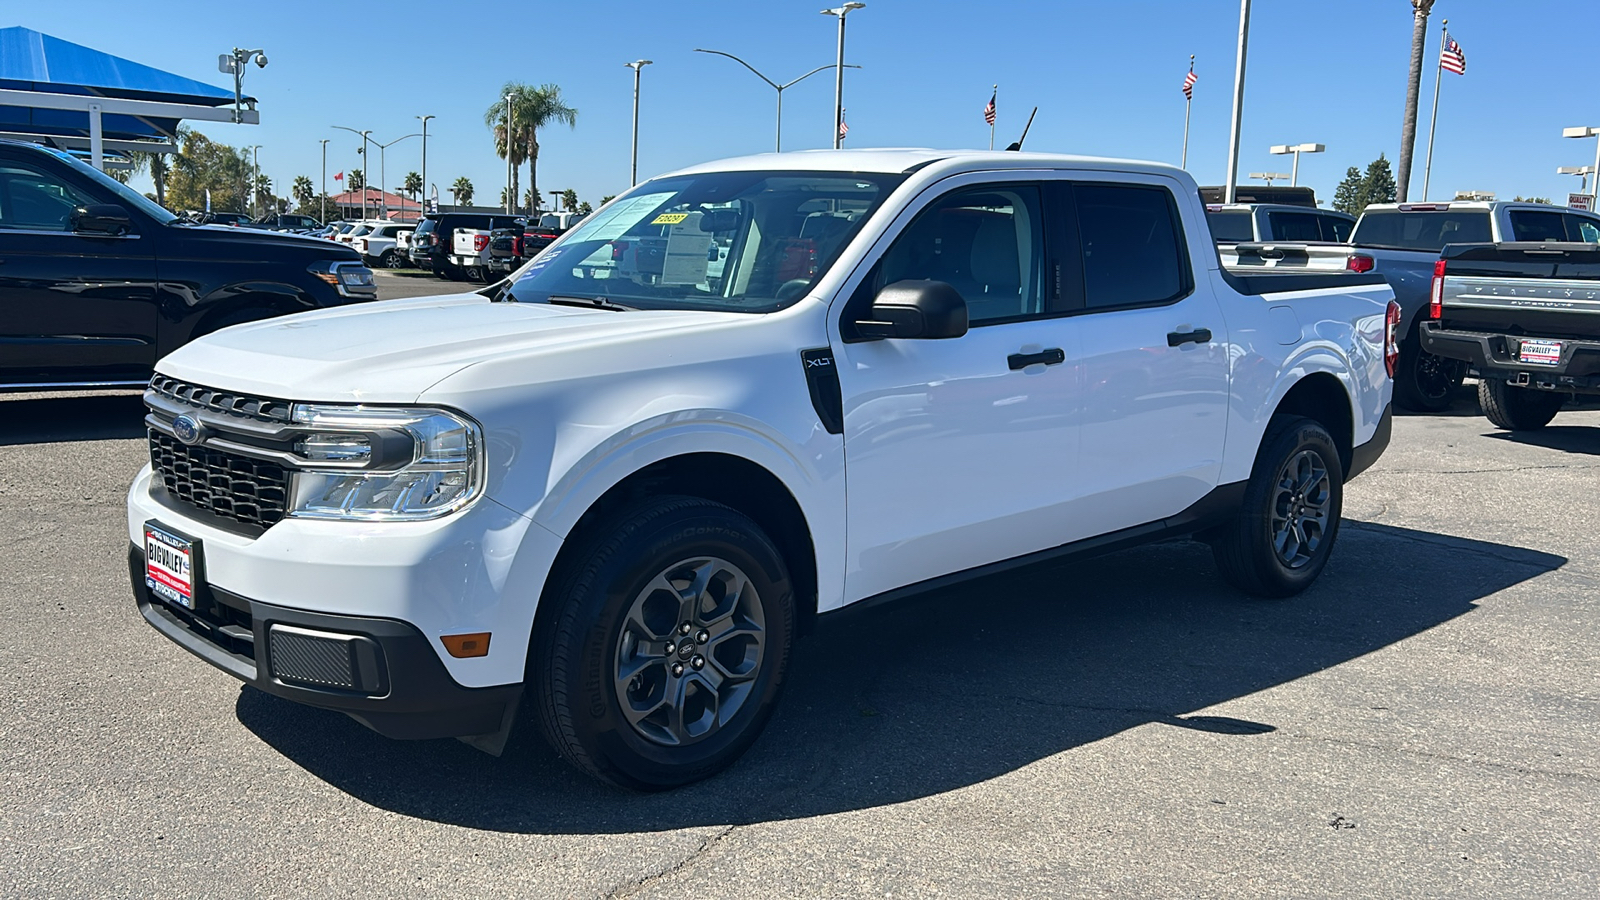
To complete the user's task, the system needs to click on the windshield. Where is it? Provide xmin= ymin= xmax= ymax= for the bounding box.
xmin=1352 ymin=209 xmax=1492 ymax=251
xmin=503 ymin=170 xmax=904 ymax=313
xmin=46 ymin=147 xmax=181 ymax=224
xmin=1205 ymin=211 xmax=1255 ymax=242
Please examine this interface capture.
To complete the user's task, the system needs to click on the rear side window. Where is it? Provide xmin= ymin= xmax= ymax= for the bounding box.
xmin=1510 ymin=210 xmax=1567 ymax=242
xmin=1266 ymin=211 xmax=1327 ymax=242
xmin=1074 ymin=184 xmax=1189 ymax=310
xmin=1352 ymin=210 xmax=1492 ymax=251
xmin=1205 ymin=211 xmax=1254 ymax=242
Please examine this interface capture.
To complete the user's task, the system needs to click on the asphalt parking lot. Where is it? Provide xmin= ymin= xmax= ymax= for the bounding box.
xmin=374 ymin=269 xmax=490 ymax=302
xmin=2 ymin=386 xmax=1597 ymax=899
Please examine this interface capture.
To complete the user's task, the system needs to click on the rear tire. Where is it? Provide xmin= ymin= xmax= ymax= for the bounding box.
xmin=532 ymin=496 xmax=795 ymax=791
xmin=1211 ymin=416 xmax=1344 ymax=599
xmin=1478 ymin=379 xmax=1564 ymax=431
xmin=1393 ymin=334 xmax=1463 ymax=413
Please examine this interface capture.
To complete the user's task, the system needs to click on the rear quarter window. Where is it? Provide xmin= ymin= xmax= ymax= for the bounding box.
xmin=1352 ymin=210 xmax=1492 ymax=251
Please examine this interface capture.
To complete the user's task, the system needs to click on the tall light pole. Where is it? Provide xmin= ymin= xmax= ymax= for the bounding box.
xmin=366 ymin=133 xmax=420 ymax=219
xmin=505 ymin=92 xmax=515 ymax=214
xmin=1248 ymin=172 xmax=1292 ymax=187
xmin=1558 ymin=165 xmax=1595 ymax=195
xmin=1222 ymin=0 xmax=1251 ymax=203
xmin=1564 ymin=126 xmax=1600 ymax=201
xmin=821 ymin=2 xmax=865 ymax=150
xmin=417 ymin=115 xmax=434 ymax=216
xmin=548 ymin=190 xmax=561 ymax=217
xmin=332 ymin=126 xmax=372 ymax=219
xmin=694 ymin=50 xmax=853 ymax=152
xmin=247 ymin=145 xmax=262 ymax=218
xmin=1269 ymin=142 xmax=1323 ymax=187
xmin=318 ymin=139 xmax=329 ymax=223
xmin=624 ymin=60 xmax=653 ymax=184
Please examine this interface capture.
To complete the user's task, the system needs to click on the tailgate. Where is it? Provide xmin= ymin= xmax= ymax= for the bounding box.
xmin=1438 ymin=242 xmax=1600 ymax=340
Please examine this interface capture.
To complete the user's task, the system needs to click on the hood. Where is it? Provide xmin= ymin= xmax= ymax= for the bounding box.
xmin=180 ymin=223 xmax=360 ymax=257
xmin=154 ymin=294 xmax=745 ymax=402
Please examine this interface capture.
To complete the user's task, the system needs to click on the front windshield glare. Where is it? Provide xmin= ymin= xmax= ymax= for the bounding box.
xmin=504 ymin=170 xmax=901 ymax=313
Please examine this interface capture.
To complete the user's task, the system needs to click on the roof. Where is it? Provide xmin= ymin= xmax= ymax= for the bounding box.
xmin=331 ymin=188 xmax=421 ymax=209
xmin=0 ymin=27 xmax=236 ymax=104
xmin=663 ymin=148 xmax=1186 ymax=179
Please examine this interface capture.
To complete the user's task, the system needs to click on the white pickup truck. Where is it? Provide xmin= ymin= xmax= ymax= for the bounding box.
xmin=128 ymin=150 xmax=1396 ymax=790
xmin=450 ymin=227 xmax=495 ymax=283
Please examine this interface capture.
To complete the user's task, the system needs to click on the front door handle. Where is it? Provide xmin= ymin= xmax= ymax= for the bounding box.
xmin=1167 ymin=328 xmax=1213 ymax=347
xmin=1007 ymin=347 xmax=1066 ymax=370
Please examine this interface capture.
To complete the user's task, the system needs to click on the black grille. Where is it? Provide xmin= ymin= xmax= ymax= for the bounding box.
xmin=149 ymin=431 xmax=290 ymax=527
xmin=270 ymin=628 xmax=358 ymax=690
xmin=148 ymin=374 xmax=292 ymax=424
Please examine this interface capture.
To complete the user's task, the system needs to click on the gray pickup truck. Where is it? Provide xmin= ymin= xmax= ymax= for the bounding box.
xmin=1421 ymin=241 xmax=1600 ymax=430
xmin=1226 ymin=201 xmax=1600 ymax=411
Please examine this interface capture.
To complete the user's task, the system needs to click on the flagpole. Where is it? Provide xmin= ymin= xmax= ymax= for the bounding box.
xmin=1421 ymin=20 xmax=1448 ymax=201
xmin=1182 ymin=55 xmax=1194 ymax=168
xmin=990 ymin=84 xmax=997 ymax=150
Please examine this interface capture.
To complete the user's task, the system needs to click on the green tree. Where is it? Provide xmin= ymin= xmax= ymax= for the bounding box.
xmin=403 ymin=171 xmax=423 ymax=200
xmin=1361 ymin=154 xmax=1397 ymax=208
xmin=1512 ymin=196 xmax=1552 ymax=205
xmin=601 ymin=195 xmax=617 ymax=205
xmin=451 ymin=176 xmax=474 ymax=206
xmin=577 ymin=201 xmax=593 ymax=215
xmin=164 ymin=130 xmax=250 ymax=213
xmin=291 ymin=175 xmax=315 ymax=210
xmin=561 ymin=188 xmax=579 ymax=212
xmin=348 ymin=169 xmax=365 ymax=191
xmin=124 ymin=131 xmax=185 ymax=209
xmin=1332 ymin=166 xmax=1364 ymax=215
xmin=485 ymin=82 xmax=577 ymax=214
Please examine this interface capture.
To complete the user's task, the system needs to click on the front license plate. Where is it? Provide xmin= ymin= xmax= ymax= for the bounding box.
xmin=144 ymin=523 xmax=198 ymax=609
xmin=1518 ymin=339 xmax=1563 ymax=366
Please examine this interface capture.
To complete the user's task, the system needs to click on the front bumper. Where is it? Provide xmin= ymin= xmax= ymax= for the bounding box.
xmin=129 ymin=544 xmax=519 ymax=739
xmin=1421 ymin=322 xmax=1600 ymax=393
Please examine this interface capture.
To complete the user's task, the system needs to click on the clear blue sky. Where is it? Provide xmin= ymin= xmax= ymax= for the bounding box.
xmin=14 ymin=0 xmax=1599 ymax=210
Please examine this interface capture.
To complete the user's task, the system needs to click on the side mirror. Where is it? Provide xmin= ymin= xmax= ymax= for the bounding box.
xmin=853 ymin=279 xmax=969 ymax=340
xmin=72 ymin=204 xmax=133 ymax=237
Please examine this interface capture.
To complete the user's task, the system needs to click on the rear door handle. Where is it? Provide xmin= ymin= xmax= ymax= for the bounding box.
xmin=1167 ymin=328 xmax=1212 ymax=347
xmin=1007 ymin=348 xmax=1066 ymax=370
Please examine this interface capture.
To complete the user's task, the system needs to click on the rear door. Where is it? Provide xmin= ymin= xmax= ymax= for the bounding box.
xmin=1058 ymin=179 xmax=1230 ymax=535
xmin=0 ymin=152 xmax=159 ymax=386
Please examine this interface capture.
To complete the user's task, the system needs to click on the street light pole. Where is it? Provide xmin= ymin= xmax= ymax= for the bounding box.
xmin=695 ymin=50 xmax=855 ymax=152
xmin=318 ymin=139 xmax=329 ymax=223
xmin=417 ymin=115 xmax=434 ymax=217
xmin=1558 ymin=166 xmax=1594 ymax=195
xmin=1248 ymin=171 xmax=1291 ymax=188
xmin=248 ymin=145 xmax=262 ymax=218
xmin=822 ymin=3 xmax=865 ymax=150
xmin=332 ymin=126 xmax=373 ymax=219
xmin=1223 ymin=0 xmax=1251 ymax=203
xmin=505 ymin=92 xmax=515 ymax=214
xmin=548 ymin=190 xmax=561 ymax=217
xmin=365 ymin=133 xmax=421 ymax=220
xmin=1270 ymin=143 xmax=1324 ymax=187
xmin=624 ymin=60 xmax=653 ymax=184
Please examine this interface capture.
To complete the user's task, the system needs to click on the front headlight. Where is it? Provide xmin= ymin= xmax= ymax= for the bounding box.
xmin=287 ymin=405 xmax=483 ymax=521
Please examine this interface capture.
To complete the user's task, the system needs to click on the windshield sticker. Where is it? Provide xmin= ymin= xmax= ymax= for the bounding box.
xmin=660 ymin=215 xmax=715 ymax=285
xmin=525 ymin=248 xmax=562 ymax=272
xmin=652 ymin=212 xmax=690 ymax=225
xmin=580 ymin=193 xmax=674 ymax=241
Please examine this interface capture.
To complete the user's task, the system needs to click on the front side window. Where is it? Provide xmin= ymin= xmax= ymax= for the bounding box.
xmin=504 ymin=170 xmax=902 ymax=313
xmin=1075 ymin=183 xmax=1189 ymax=309
xmin=1562 ymin=214 xmax=1600 ymax=242
xmin=0 ymin=162 xmax=93 ymax=231
xmin=874 ymin=184 xmax=1047 ymax=324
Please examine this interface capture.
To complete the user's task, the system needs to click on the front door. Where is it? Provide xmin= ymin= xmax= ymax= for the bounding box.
xmin=832 ymin=179 xmax=1083 ymax=603
xmin=0 ymin=154 xmax=158 ymax=386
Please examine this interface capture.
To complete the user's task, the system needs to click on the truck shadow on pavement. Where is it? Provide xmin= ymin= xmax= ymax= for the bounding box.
xmin=0 ymin=392 xmax=146 ymax=446
xmin=1484 ymin=425 xmax=1600 ymax=456
xmin=236 ymin=520 xmax=1563 ymax=834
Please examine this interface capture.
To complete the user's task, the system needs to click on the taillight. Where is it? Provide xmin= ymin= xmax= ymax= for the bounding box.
xmin=513 ymin=235 xmax=523 ymax=256
xmin=1347 ymin=254 xmax=1375 ymax=274
xmin=357 ymin=239 xmax=367 ymax=252
xmin=474 ymin=234 xmax=490 ymax=252
xmin=1429 ymin=258 xmax=1447 ymax=319
xmin=611 ymin=241 xmax=627 ymax=261
xmin=1384 ymin=300 xmax=1401 ymax=379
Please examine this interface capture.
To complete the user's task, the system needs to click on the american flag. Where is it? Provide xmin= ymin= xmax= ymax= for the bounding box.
xmin=1440 ymin=37 xmax=1466 ymax=75
xmin=839 ymin=110 xmax=849 ymax=140
xmin=1182 ymin=69 xmax=1198 ymax=100
xmin=984 ymin=91 xmax=996 ymax=126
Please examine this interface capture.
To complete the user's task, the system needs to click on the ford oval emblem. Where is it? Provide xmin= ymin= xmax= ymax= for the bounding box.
xmin=172 ymin=415 xmax=203 ymax=446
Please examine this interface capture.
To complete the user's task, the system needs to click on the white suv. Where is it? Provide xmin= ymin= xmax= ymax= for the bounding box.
xmin=355 ymin=222 xmax=414 ymax=269
xmin=129 ymin=150 xmax=1395 ymax=790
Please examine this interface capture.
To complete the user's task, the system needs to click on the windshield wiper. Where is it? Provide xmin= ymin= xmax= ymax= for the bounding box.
xmin=546 ymin=295 xmax=635 ymax=312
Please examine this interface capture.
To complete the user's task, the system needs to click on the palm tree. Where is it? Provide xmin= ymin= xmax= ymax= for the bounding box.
xmin=1396 ymin=0 xmax=1436 ymax=202
xmin=485 ymin=82 xmax=577 ymax=215
xmin=291 ymin=175 xmax=315 ymax=211
xmin=451 ymin=176 xmax=474 ymax=206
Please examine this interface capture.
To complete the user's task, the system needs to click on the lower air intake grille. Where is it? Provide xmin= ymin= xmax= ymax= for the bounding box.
xmin=268 ymin=625 xmax=385 ymax=694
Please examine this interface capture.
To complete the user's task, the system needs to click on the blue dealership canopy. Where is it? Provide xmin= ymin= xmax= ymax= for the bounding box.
xmin=0 ymin=26 xmax=253 ymax=157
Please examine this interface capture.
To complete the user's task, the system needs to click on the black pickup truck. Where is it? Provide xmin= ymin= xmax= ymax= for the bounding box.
xmin=0 ymin=139 xmax=376 ymax=392
xmin=1421 ymin=241 xmax=1600 ymax=429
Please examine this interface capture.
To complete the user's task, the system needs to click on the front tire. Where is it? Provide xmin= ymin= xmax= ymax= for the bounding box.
xmin=1478 ymin=379 xmax=1565 ymax=431
xmin=1394 ymin=334 xmax=1463 ymax=413
xmin=1211 ymin=416 xmax=1344 ymax=598
xmin=532 ymin=496 xmax=795 ymax=791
